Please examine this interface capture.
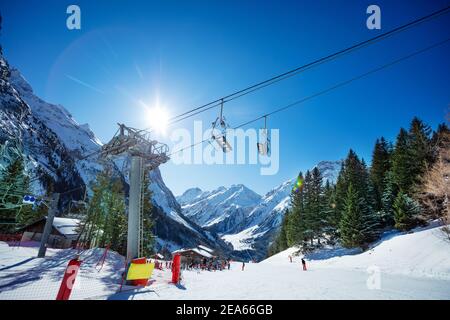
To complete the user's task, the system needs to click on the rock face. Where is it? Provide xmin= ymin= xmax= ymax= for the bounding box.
xmin=0 ymin=53 xmax=231 ymax=255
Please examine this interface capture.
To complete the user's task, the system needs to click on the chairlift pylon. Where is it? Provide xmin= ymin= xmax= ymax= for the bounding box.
xmin=257 ymin=116 xmax=270 ymax=156
xmin=211 ymin=99 xmax=232 ymax=153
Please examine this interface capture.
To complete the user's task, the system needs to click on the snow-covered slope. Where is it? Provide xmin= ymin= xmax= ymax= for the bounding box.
xmin=1 ymin=224 xmax=448 ymax=300
xmin=263 ymin=223 xmax=450 ymax=280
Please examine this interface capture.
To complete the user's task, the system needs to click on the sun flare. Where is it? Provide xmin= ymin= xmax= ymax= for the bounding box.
xmin=144 ymin=103 xmax=170 ymax=135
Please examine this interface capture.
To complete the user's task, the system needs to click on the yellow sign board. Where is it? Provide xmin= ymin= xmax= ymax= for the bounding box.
xmin=126 ymin=262 xmax=155 ymax=280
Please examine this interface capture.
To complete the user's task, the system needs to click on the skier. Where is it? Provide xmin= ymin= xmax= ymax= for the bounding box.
xmin=289 ymin=255 xmax=292 ymax=263
xmin=301 ymin=258 xmax=307 ymax=271
xmin=242 ymin=262 xmax=245 ymax=271
xmin=227 ymin=259 xmax=231 ymax=270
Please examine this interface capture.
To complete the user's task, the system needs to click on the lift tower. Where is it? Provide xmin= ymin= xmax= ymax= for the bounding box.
xmin=101 ymin=124 xmax=169 ymax=261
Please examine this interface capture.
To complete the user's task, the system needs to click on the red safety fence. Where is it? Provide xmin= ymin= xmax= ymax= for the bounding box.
xmin=0 ymin=233 xmax=22 ymax=243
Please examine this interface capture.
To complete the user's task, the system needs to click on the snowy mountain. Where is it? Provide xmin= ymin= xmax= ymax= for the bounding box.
xmin=178 ymin=160 xmax=342 ymax=260
xmin=314 ymin=160 xmax=342 ymax=185
xmin=0 ymin=54 xmax=85 ymax=200
xmin=177 ymin=185 xmax=262 ymax=234
xmin=0 ymin=53 xmax=231 ymax=255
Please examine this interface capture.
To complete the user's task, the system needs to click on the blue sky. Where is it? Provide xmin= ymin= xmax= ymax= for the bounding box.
xmin=1 ymin=0 xmax=449 ymax=196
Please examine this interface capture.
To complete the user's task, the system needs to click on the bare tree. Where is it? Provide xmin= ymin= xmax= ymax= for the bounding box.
xmin=421 ymin=128 xmax=450 ymax=239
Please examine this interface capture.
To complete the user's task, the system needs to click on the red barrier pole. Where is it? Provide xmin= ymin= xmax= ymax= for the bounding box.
xmin=56 ymin=257 xmax=82 ymax=300
xmin=171 ymin=254 xmax=181 ymax=284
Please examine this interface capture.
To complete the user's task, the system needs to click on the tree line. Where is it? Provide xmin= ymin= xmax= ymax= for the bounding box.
xmin=269 ymin=117 xmax=449 ymax=256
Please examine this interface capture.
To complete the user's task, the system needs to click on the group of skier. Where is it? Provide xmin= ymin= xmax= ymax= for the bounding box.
xmin=288 ymin=255 xmax=307 ymax=271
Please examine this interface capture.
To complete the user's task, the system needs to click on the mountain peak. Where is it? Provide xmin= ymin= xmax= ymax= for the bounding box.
xmin=177 ymin=187 xmax=204 ymax=205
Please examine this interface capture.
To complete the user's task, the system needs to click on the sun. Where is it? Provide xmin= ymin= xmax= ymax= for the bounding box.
xmin=146 ymin=104 xmax=170 ymax=135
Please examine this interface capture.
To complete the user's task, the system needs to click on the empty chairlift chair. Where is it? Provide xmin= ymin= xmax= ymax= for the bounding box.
xmin=211 ymin=99 xmax=232 ymax=153
xmin=257 ymin=116 xmax=270 ymax=156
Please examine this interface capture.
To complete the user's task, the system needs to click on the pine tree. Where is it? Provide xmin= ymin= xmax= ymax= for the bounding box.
xmin=82 ymin=170 xmax=127 ymax=254
xmin=268 ymin=209 xmax=291 ymax=256
xmin=380 ymin=170 xmax=396 ymax=228
xmin=339 ymin=183 xmax=379 ymax=248
xmin=339 ymin=183 xmax=364 ymax=248
xmin=83 ymin=172 xmax=109 ymax=247
xmin=301 ymin=170 xmax=315 ymax=249
xmin=370 ymin=137 xmax=391 ymax=211
xmin=336 ymin=150 xmax=370 ymax=214
xmin=408 ymin=117 xmax=432 ymax=190
xmin=323 ymin=180 xmax=338 ymax=243
xmin=336 ymin=150 xmax=375 ymax=230
xmin=310 ymin=167 xmax=325 ymax=245
xmin=0 ymin=156 xmax=39 ymax=231
xmin=101 ymin=179 xmax=127 ymax=254
xmin=336 ymin=150 xmax=380 ymax=246
xmin=391 ymin=118 xmax=432 ymax=195
xmin=287 ymin=173 xmax=305 ymax=246
xmin=391 ymin=128 xmax=413 ymax=193
xmin=393 ymin=191 xmax=421 ymax=231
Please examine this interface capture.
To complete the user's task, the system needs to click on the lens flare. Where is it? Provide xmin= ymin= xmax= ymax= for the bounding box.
xmin=292 ymin=176 xmax=304 ymax=193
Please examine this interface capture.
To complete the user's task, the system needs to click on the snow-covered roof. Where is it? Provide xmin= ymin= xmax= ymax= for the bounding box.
xmin=192 ymin=248 xmax=213 ymax=258
xmin=172 ymin=247 xmax=214 ymax=258
xmin=52 ymin=217 xmax=80 ymax=236
xmin=198 ymin=245 xmax=214 ymax=253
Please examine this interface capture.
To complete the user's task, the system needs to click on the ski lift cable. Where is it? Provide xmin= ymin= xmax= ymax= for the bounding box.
xmin=234 ymin=37 xmax=450 ymax=128
xmin=141 ymin=5 xmax=450 ymax=132
xmin=167 ymin=36 xmax=450 ymax=157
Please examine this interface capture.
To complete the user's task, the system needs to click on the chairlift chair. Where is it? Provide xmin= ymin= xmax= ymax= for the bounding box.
xmin=257 ymin=116 xmax=270 ymax=156
xmin=211 ymin=100 xmax=232 ymax=153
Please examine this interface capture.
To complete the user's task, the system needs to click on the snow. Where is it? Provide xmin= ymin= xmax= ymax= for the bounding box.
xmin=198 ymin=245 xmax=214 ymax=253
xmin=263 ymin=224 xmax=450 ymax=280
xmin=0 ymin=245 xmax=125 ymax=300
xmin=173 ymin=247 xmax=214 ymax=258
xmin=178 ymin=184 xmax=261 ymax=230
xmin=166 ymin=210 xmax=198 ymax=234
xmin=0 ymin=224 xmax=449 ymax=299
xmin=51 ymin=217 xmax=80 ymax=238
xmin=222 ymin=226 xmax=266 ymax=251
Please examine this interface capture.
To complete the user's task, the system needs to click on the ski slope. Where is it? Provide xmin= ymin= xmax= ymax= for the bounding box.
xmin=0 ymin=225 xmax=449 ymax=300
